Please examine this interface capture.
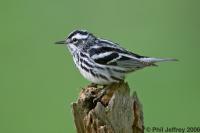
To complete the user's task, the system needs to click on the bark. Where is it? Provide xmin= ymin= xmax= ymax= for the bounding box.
xmin=71 ymin=82 xmax=144 ymax=133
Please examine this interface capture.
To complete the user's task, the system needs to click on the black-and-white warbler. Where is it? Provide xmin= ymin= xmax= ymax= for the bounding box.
xmin=55 ymin=30 xmax=177 ymax=85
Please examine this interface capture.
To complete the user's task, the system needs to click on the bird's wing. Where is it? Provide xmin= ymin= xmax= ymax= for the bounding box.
xmin=88 ymin=44 xmax=150 ymax=70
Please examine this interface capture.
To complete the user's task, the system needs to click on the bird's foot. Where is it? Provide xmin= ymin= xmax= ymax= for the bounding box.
xmin=93 ymin=88 xmax=107 ymax=104
xmin=87 ymin=83 xmax=98 ymax=88
xmin=92 ymin=84 xmax=117 ymax=105
xmin=92 ymin=82 xmax=124 ymax=106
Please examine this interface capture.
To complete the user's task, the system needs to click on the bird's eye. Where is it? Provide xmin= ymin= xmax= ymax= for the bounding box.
xmin=72 ymin=38 xmax=78 ymax=42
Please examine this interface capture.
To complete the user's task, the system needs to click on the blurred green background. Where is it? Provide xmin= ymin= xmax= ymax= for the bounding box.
xmin=0 ymin=0 xmax=200 ymax=133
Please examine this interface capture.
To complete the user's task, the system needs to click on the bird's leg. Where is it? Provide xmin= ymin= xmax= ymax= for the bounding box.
xmin=93 ymin=81 xmax=125 ymax=105
xmin=87 ymin=82 xmax=98 ymax=88
xmin=93 ymin=88 xmax=107 ymax=103
xmin=93 ymin=85 xmax=108 ymax=104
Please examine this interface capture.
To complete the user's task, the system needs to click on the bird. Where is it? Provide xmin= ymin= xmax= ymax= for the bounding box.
xmin=55 ymin=30 xmax=177 ymax=85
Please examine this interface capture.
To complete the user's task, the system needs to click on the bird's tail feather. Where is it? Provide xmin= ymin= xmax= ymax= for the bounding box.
xmin=140 ymin=57 xmax=178 ymax=64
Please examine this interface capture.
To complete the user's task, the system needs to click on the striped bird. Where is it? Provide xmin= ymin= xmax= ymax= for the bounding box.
xmin=55 ymin=30 xmax=177 ymax=85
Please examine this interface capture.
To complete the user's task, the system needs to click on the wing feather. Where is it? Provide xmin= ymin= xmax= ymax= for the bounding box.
xmin=88 ymin=44 xmax=148 ymax=70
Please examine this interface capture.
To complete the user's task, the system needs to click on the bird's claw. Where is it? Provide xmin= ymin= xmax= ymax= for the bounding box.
xmin=87 ymin=83 xmax=98 ymax=88
xmin=93 ymin=88 xmax=107 ymax=104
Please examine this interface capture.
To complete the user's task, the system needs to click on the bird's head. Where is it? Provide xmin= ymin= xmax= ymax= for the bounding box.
xmin=55 ymin=30 xmax=96 ymax=49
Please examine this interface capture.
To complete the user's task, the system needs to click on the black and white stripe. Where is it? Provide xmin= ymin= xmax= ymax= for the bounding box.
xmin=73 ymin=52 xmax=114 ymax=84
xmin=88 ymin=45 xmax=148 ymax=70
xmin=61 ymin=29 xmax=177 ymax=84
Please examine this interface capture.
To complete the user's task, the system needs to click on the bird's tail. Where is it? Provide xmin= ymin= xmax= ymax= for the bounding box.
xmin=140 ymin=57 xmax=178 ymax=66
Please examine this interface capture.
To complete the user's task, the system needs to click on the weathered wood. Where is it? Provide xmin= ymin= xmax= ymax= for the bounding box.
xmin=71 ymin=82 xmax=144 ymax=133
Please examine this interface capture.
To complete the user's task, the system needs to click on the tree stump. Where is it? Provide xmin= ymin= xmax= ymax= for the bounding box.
xmin=71 ymin=82 xmax=144 ymax=133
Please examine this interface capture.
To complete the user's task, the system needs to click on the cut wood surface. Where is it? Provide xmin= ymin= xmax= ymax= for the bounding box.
xmin=71 ymin=82 xmax=144 ymax=133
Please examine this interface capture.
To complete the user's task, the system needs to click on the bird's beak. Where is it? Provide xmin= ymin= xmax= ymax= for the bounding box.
xmin=55 ymin=40 xmax=66 ymax=44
